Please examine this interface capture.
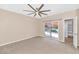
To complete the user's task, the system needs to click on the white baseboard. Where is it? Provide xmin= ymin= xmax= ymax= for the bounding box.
xmin=0 ymin=36 xmax=40 ymax=47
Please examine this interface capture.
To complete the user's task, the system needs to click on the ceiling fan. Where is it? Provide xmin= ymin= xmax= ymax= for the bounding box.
xmin=24 ymin=4 xmax=51 ymax=17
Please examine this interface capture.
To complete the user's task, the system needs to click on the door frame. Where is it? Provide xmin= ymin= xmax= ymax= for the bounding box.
xmin=63 ymin=16 xmax=77 ymax=48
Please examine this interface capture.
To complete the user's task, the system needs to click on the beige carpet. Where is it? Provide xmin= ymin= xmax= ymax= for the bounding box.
xmin=0 ymin=36 xmax=79 ymax=54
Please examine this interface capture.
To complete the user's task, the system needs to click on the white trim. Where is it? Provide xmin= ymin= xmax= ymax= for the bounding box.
xmin=0 ymin=36 xmax=40 ymax=47
xmin=57 ymin=21 xmax=60 ymax=41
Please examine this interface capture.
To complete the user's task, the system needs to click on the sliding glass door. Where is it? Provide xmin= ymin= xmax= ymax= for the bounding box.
xmin=44 ymin=20 xmax=59 ymax=38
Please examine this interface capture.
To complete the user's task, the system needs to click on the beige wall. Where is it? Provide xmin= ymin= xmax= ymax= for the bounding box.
xmin=0 ymin=8 xmax=79 ymax=47
xmin=0 ymin=9 xmax=41 ymax=46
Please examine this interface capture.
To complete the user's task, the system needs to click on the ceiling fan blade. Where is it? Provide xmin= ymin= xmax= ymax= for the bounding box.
xmin=38 ymin=13 xmax=42 ymax=17
xmin=40 ymin=12 xmax=47 ymax=15
xmin=24 ymin=10 xmax=34 ymax=12
xmin=34 ymin=13 xmax=36 ymax=17
xmin=40 ymin=10 xmax=51 ymax=12
xmin=38 ymin=4 xmax=44 ymax=11
xmin=27 ymin=4 xmax=37 ymax=12
xmin=27 ymin=12 xmax=35 ymax=15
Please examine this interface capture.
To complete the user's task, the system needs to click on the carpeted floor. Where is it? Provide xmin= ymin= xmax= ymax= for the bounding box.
xmin=0 ymin=36 xmax=79 ymax=54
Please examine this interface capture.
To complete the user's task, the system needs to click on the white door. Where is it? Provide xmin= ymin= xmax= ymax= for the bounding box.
xmin=73 ymin=17 xmax=77 ymax=48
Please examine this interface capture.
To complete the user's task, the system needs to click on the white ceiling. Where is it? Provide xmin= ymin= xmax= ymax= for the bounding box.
xmin=0 ymin=4 xmax=79 ymax=18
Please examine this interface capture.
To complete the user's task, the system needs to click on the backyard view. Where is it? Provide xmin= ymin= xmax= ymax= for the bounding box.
xmin=44 ymin=21 xmax=59 ymax=38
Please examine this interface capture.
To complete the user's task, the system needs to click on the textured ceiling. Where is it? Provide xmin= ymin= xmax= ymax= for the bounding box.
xmin=0 ymin=4 xmax=79 ymax=18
